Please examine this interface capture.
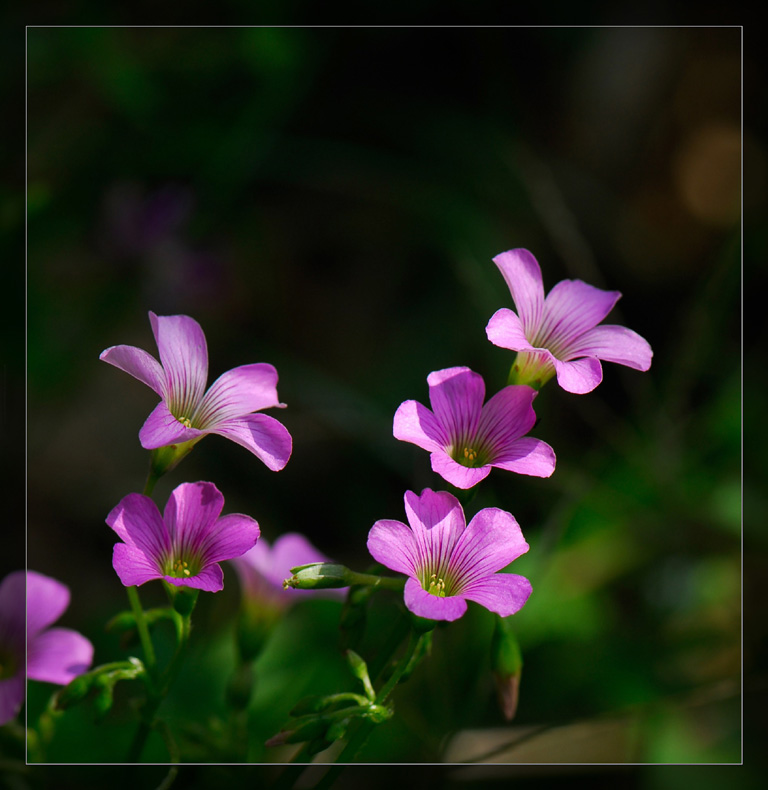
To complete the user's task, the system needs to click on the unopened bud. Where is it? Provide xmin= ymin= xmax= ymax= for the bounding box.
xmin=490 ymin=615 xmax=523 ymax=721
xmin=283 ymin=563 xmax=353 ymax=590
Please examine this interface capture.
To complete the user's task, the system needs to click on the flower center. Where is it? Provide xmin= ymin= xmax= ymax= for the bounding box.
xmin=165 ymin=555 xmax=200 ymax=579
xmin=453 ymin=445 xmax=486 ymax=468
xmin=177 ymin=416 xmax=193 ymax=428
xmin=427 ymin=574 xmax=446 ymax=597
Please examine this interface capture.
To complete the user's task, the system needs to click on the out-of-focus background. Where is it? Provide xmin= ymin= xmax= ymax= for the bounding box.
xmin=11 ymin=22 xmax=760 ymax=787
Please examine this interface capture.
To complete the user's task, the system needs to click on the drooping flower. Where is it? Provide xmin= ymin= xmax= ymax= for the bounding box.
xmin=367 ymin=489 xmax=532 ymax=622
xmin=393 ymin=366 xmax=555 ymax=489
xmin=231 ymin=532 xmax=342 ymax=608
xmin=100 ymin=312 xmax=292 ymax=470
xmin=485 ymin=249 xmax=653 ymax=394
xmin=0 ymin=570 xmax=93 ymax=725
xmin=106 ymin=481 xmax=260 ymax=593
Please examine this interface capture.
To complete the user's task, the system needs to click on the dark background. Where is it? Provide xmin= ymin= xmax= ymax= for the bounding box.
xmin=7 ymin=22 xmax=760 ymax=788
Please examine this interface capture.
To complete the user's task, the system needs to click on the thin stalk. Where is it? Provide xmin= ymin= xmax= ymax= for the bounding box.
xmin=126 ymin=585 xmax=157 ymax=681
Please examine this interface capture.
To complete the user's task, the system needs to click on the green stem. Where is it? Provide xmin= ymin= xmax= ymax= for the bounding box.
xmin=126 ymin=586 xmax=157 ymax=681
xmin=327 ymin=627 xmax=425 ymax=770
xmin=344 ymin=571 xmax=405 ymax=591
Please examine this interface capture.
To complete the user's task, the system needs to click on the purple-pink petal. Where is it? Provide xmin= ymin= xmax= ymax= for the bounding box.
xmin=393 ymin=400 xmax=446 ymax=453
xmin=551 ymin=356 xmax=604 ymax=394
xmin=112 ymin=543 xmax=164 ymax=587
xmin=27 ymin=628 xmax=94 ymax=685
xmin=163 ymin=482 xmax=225 ymax=558
xmin=26 ymin=571 xmax=70 ymax=637
xmin=211 ymin=413 xmax=292 ymax=471
xmin=492 ymin=250 xmax=545 ymax=335
xmin=539 ymin=279 xmax=621 ymax=351
xmin=568 ymin=324 xmax=653 ymax=371
xmin=149 ymin=312 xmax=208 ymax=413
xmin=194 ymin=363 xmax=283 ymax=427
xmin=485 ymin=308 xmax=537 ymax=353
xmin=139 ymin=401 xmax=203 ymax=449
xmin=367 ymin=519 xmax=420 ymax=578
xmin=201 ymin=513 xmax=260 ymax=564
xmin=426 ymin=367 xmax=484 ymax=446
xmin=460 ymin=573 xmax=532 ymax=617
xmin=477 ymin=386 xmax=537 ymax=452
xmin=492 ymin=436 xmax=556 ymax=478
xmin=404 ymin=489 xmax=466 ymax=575
xmin=107 ymin=493 xmax=171 ymax=564
xmin=451 ymin=507 xmax=529 ymax=586
xmin=98 ymin=344 xmax=165 ymax=397
xmin=430 ymin=451 xmax=492 ymax=489
xmin=164 ymin=563 xmax=224 ymax=592
xmin=403 ymin=577 xmax=467 ymax=621
xmin=0 ymin=572 xmax=26 ymax=648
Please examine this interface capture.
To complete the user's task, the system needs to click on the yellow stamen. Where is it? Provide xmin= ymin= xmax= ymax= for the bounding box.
xmin=428 ymin=573 xmax=446 ymax=597
xmin=178 ymin=417 xmax=192 ymax=428
xmin=463 ymin=447 xmax=478 ymax=462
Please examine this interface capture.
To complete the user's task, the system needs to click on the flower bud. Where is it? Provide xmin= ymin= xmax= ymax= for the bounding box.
xmin=53 ymin=673 xmax=94 ymax=711
xmin=490 ymin=615 xmax=523 ymax=721
xmin=283 ymin=563 xmax=353 ymax=590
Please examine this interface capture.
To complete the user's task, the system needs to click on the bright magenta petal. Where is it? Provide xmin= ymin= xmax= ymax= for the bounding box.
xmin=552 ymin=356 xmax=603 ymax=394
xmin=430 ymin=451 xmax=492 ymax=489
xmin=568 ymin=324 xmax=653 ymax=371
xmin=539 ymin=280 xmax=620 ymax=352
xmin=404 ymin=489 xmax=466 ymax=575
xmin=426 ymin=367 xmax=484 ymax=447
xmin=194 ymin=363 xmax=283 ymax=427
xmin=493 ymin=437 xmax=556 ymax=478
xmin=393 ymin=400 xmax=446 ymax=452
xmin=27 ymin=627 xmax=93 ymax=685
xmin=461 ymin=574 xmax=532 ymax=617
xmin=139 ymin=401 xmax=202 ymax=449
xmin=367 ymin=519 xmax=420 ymax=578
xmin=26 ymin=571 xmax=70 ymax=637
xmin=451 ymin=507 xmax=529 ymax=585
xmin=163 ymin=482 xmax=225 ymax=557
xmin=477 ymin=385 xmax=537 ymax=453
xmin=164 ymin=563 xmax=223 ymax=592
xmin=99 ymin=345 xmax=165 ymax=396
xmin=211 ymin=413 xmax=292 ymax=471
xmin=112 ymin=543 xmax=163 ymax=587
xmin=201 ymin=513 xmax=260 ymax=564
xmin=492 ymin=249 xmax=545 ymax=335
xmin=485 ymin=308 xmax=537 ymax=352
xmin=107 ymin=493 xmax=171 ymax=563
xmin=403 ymin=577 xmax=467 ymax=621
xmin=149 ymin=312 xmax=208 ymax=415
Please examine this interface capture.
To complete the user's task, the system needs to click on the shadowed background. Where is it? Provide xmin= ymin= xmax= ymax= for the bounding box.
xmin=16 ymin=24 xmax=756 ymax=785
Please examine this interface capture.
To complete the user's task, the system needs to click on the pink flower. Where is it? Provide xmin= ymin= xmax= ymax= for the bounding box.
xmin=486 ymin=249 xmax=653 ymax=394
xmin=107 ymin=481 xmax=260 ymax=593
xmin=100 ymin=312 xmax=292 ymax=470
xmin=231 ymin=532 xmax=341 ymax=608
xmin=367 ymin=489 xmax=532 ymax=622
xmin=0 ymin=571 xmax=93 ymax=725
xmin=393 ymin=366 xmax=555 ymax=489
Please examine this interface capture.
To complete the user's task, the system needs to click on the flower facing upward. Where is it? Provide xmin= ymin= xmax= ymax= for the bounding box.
xmin=486 ymin=249 xmax=653 ymax=394
xmin=0 ymin=571 xmax=93 ymax=725
xmin=107 ymin=481 xmax=260 ymax=593
xmin=231 ymin=532 xmax=341 ymax=608
xmin=100 ymin=312 xmax=292 ymax=470
xmin=367 ymin=489 xmax=532 ymax=622
xmin=393 ymin=366 xmax=555 ymax=489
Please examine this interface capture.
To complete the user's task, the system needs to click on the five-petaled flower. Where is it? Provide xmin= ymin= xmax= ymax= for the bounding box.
xmin=367 ymin=488 xmax=532 ymax=622
xmin=231 ymin=532 xmax=342 ymax=608
xmin=0 ymin=570 xmax=93 ymax=725
xmin=486 ymin=249 xmax=653 ymax=394
xmin=100 ymin=311 xmax=292 ymax=470
xmin=393 ymin=366 xmax=555 ymax=489
xmin=107 ymin=481 xmax=260 ymax=593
